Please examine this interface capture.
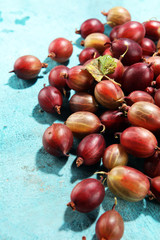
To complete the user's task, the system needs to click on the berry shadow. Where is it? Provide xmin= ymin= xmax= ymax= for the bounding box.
xmin=59 ymin=206 xmax=99 ymax=232
xmin=102 ymin=188 xmax=143 ymax=222
xmin=73 ymin=36 xmax=84 ymax=50
xmin=32 ymin=104 xmax=57 ymax=125
xmin=55 ymin=95 xmax=72 ymax=122
xmin=102 ymin=188 xmax=160 ymax=223
xmin=32 ymin=96 xmax=72 ymax=125
xmin=7 ymin=74 xmax=39 ymax=89
xmin=35 ymin=147 xmax=68 ymax=176
xmin=70 ymin=157 xmax=101 ymax=183
xmin=143 ymin=198 xmax=160 ymax=222
xmin=69 ymin=137 xmax=81 ymax=156
xmin=42 ymin=57 xmax=58 ymax=74
xmin=91 ymin=234 xmax=97 ymax=240
xmin=104 ymin=23 xmax=112 ymax=36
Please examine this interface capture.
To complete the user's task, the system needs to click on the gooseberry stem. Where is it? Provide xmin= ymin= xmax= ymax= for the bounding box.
xmin=93 ymin=52 xmax=97 ymax=59
xmin=95 ymin=171 xmax=109 ymax=175
xmin=148 ymin=190 xmax=156 ymax=200
xmin=112 ymin=197 xmax=117 ymax=210
xmin=48 ymin=52 xmax=56 ymax=59
xmin=119 ymin=45 xmax=129 ymax=61
xmin=80 ymin=40 xmax=85 ymax=46
xmin=42 ymin=63 xmax=48 ymax=68
xmin=104 ymin=75 xmax=121 ymax=86
xmin=107 ymin=21 xmax=116 ymax=26
xmin=75 ymin=29 xmax=81 ymax=34
xmin=100 ymin=124 xmax=106 ymax=133
xmin=67 ymin=201 xmax=76 ymax=211
xmin=76 ymin=157 xmax=84 ymax=167
xmin=114 ymin=132 xmax=122 ymax=139
xmin=101 ymin=10 xmax=108 ymax=16
xmin=54 ymin=105 xmax=61 ymax=114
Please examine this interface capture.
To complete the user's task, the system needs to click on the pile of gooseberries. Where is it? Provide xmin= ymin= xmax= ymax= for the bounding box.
xmin=10 ymin=6 xmax=160 ymax=240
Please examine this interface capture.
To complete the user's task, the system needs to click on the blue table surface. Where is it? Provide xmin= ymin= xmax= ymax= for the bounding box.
xmin=1 ymin=0 xmax=160 ymax=239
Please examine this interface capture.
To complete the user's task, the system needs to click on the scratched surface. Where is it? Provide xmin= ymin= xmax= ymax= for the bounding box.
xmin=1 ymin=0 xmax=160 ymax=239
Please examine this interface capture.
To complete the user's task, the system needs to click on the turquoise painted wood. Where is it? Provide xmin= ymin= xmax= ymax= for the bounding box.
xmin=1 ymin=0 xmax=160 ymax=239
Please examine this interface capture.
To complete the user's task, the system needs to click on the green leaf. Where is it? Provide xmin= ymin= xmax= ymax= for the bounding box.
xmin=99 ymin=55 xmax=117 ymax=75
xmin=84 ymin=55 xmax=117 ymax=82
xmin=84 ymin=58 xmax=103 ymax=82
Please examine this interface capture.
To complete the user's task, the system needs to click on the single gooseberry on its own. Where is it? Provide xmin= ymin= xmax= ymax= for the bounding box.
xmin=120 ymin=126 xmax=159 ymax=158
xmin=69 ymin=92 xmax=98 ymax=113
xmin=76 ymin=133 xmax=106 ymax=167
xmin=143 ymin=20 xmax=160 ymax=41
xmin=101 ymin=6 xmax=131 ymax=27
xmin=103 ymin=144 xmax=128 ymax=170
xmin=79 ymin=47 xmax=100 ymax=65
xmin=9 ymin=55 xmax=48 ymax=80
xmin=95 ymin=198 xmax=124 ymax=240
xmin=42 ymin=123 xmax=73 ymax=157
xmin=38 ymin=85 xmax=63 ymax=114
xmin=65 ymin=111 xmax=105 ymax=138
xmin=125 ymin=90 xmax=154 ymax=106
xmin=100 ymin=110 xmax=129 ymax=133
xmin=81 ymin=33 xmax=110 ymax=54
xmin=127 ymin=101 xmax=160 ymax=131
xmin=75 ymin=18 xmax=105 ymax=39
xmin=94 ymin=80 xmax=124 ymax=109
xmin=66 ymin=65 xmax=94 ymax=92
xmin=48 ymin=65 xmax=69 ymax=92
xmin=106 ymin=166 xmax=150 ymax=202
xmin=110 ymin=38 xmax=142 ymax=66
xmin=67 ymin=178 xmax=105 ymax=212
xmin=139 ymin=38 xmax=156 ymax=56
xmin=121 ymin=62 xmax=154 ymax=94
xmin=117 ymin=21 xmax=146 ymax=43
xmin=48 ymin=37 xmax=73 ymax=63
